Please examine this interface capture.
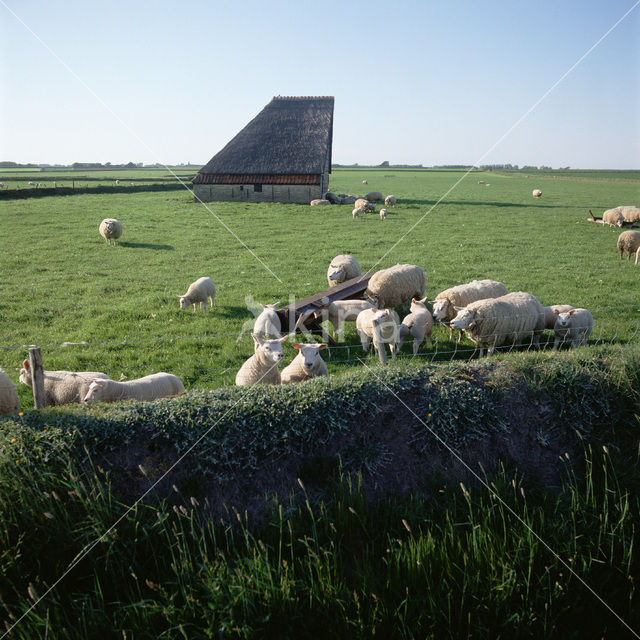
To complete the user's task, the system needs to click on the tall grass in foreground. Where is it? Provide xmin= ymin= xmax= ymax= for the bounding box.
xmin=0 ymin=434 xmax=638 ymax=639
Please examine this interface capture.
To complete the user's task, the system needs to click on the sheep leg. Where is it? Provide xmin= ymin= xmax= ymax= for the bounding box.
xmin=412 ymin=337 xmax=423 ymax=356
xmin=373 ymin=339 xmax=388 ymax=364
xmin=359 ymin=332 xmax=371 ymax=353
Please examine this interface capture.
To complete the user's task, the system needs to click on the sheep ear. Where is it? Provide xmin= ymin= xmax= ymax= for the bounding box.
xmin=293 ymin=344 xmax=301 ymax=350
xmin=453 ymin=306 xmax=465 ymax=311
xmin=23 ymin=359 xmax=29 ymax=369
xmin=568 ymin=309 xmax=575 ymax=315
xmin=428 ymin=300 xmax=437 ymax=305
xmin=554 ymin=308 xmax=561 ymax=314
xmin=418 ymin=297 xmax=428 ymax=303
xmin=317 ymin=344 xmax=327 ymax=349
xmin=251 ymin=333 xmax=264 ymax=346
xmin=278 ymin=334 xmax=290 ymax=343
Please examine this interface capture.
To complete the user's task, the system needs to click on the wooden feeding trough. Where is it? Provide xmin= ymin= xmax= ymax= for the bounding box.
xmin=276 ymin=272 xmax=375 ymax=344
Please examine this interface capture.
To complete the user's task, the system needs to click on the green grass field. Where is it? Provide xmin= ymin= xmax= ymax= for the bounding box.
xmin=1 ymin=167 xmax=639 ymax=408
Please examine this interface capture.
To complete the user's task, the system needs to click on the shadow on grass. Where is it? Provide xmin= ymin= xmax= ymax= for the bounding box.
xmin=399 ymin=198 xmax=567 ymax=208
xmin=119 ymin=242 xmax=174 ymax=251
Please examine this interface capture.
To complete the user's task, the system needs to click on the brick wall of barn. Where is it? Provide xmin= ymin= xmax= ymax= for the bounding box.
xmin=193 ymin=183 xmax=323 ymax=204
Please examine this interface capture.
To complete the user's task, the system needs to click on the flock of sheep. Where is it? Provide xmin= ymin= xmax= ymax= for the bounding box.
xmin=311 ymin=190 xmax=397 ymax=221
xmin=2 ymin=185 xmax=634 ymax=416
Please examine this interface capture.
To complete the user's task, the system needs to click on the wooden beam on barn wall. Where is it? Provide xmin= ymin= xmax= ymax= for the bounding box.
xmin=28 ymin=345 xmax=46 ymax=409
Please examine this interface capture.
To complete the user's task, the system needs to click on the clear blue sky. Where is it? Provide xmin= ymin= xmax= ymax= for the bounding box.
xmin=1 ymin=0 xmax=639 ymax=168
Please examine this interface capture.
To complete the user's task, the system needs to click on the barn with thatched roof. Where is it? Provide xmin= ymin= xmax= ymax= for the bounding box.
xmin=192 ymin=96 xmax=334 ymax=204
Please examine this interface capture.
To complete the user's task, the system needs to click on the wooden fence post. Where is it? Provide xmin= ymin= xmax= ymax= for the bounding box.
xmin=28 ymin=345 xmax=46 ymax=409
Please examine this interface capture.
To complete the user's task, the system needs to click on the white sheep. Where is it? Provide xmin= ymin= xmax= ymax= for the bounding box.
xmin=636 ymin=247 xmax=640 ymax=266
xmin=178 ymin=277 xmax=216 ymax=312
xmin=430 ymin=279 xmax=509 ymax=341
xmin=384 ymin=195 xmax=397 ymax=207
xmin=362 ymin=179 xmax=368 ymax=184
xmin=310 ymin=199 xmax=331 ymax=206
xmin=320 ymin=299 xmax=373 ymax=337
xmin=617 ymin=230 xmax=640 ymax=260
xmin=542 ymin=305 xmax=575 ymax=330
xmin=553 ymin=308 xmax=594 ymax=350
xmin=115 ymin=179 xmax=120 ymax=185
xmin=365 ymin=264 xmax=426 ymax=310
xmin=253 ymin=303 xmax=282 ymax=346
xmin=532 ymin=189 xmax=542 ymax=198
xmin=365 ymin=191 xmax=383 ymax=202
xmin=235 ymin=334 xmax=288 ymax=385
xmin=0 ymin=368 xmax=19 ymax=416
xmin=281 ymin=343 xmax=328 ymax=383
xmin=327 ymin=255 xmax=362 ymax=287
xmin=83 ymin=372 xmax=185 ymax=403
xmin=602 ymin=208 xmax=624 ymax=227
xmin=397 ymin=298 xmax=433 ymax=356
xmin=379 ymin=208 xmax=387 ymax=220
xmin=99 ymin=218 xmax=123 ymax=245
xmin=352 ymin=208 xmax=361 ymax=220
xmin=356 ymin=308 xmax=400 ymax=364
xmin=478 ymin=180 xmax=485 ymax=185
xmin=450 ymin=292 xmax=545 ymax=357
xmin=19 ymin=360 xmax=111 ymax=406
xmin=619 ymin=205 xmax=640 ymax=223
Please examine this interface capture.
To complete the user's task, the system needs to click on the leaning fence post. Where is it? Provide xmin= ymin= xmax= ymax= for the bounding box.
xmin=28 ymin=345 xmax=46 ymax=409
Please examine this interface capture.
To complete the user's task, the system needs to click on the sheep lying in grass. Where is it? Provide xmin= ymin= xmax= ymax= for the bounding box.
xmin=324 ymin=192 xmax=341 ymax=204
xmin=365 ymin=191 xmax=383 ymax=202
xmin=619 ymin=206 xmax=640 ymax=223
xmin=532 ymin=189 xmax=542 ymax=198
xmin=341 ymin=195 xmax=357 ymax=205
xmin=365 ymin=264 xmax=426 ymax=310
xmin=0 ymin=368 xmax=19 ymax=416
xmin=397 ymin=298 xmax=433 ymax=356
xmin=617 ymin=230 xmax=640 ymax=260
xmin=235 ymin=334 xmax=288 ymax=385
xmin=99 ymin=218 xmax=123 ymax=245
xmin=83 ymin=372 xmax=185 ymax=403
xmin=450 ymin=292 xmax=545 ymax=357
xmin=327 ymin=255 xmax=362 ymax=287
xmin=310 ymin=199 xmax=331 ymax=206
xmin=281 ymin=343 xmax=328 ymax=383
xmin=19 ymin=360 xmax=111 ymax=405
xmin=553 ymin=308 xmax=594 ymax=350
xmin=178 ymin=277 xmax=216 ymax=313
xmin=384 ymin=195 xmax=396 ymax=207
xmin=430 ymin=279 xmax=509 ymax=341
xmin=253 ymin=303 xmax=282 ymax=346
xmin=542 ymin=305 xmax=575 ymax=330
xmin=356 ymin=308 xmax=400 ymax=364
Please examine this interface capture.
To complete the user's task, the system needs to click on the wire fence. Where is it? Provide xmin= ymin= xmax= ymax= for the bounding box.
xmin=3 ymin=305 xmax=639 ymax=391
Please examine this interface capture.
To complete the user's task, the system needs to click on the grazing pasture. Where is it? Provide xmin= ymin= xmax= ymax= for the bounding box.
xmin=1 ymin=167 xmax=638 ymax=408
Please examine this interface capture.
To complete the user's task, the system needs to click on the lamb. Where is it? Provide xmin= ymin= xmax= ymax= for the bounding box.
xmin=327 ymin=255 xmax=362 ymax=287
xmin=178 ymin=277 xmax=216 ymax=312
xmin=320 ymin=299 xmax=373 ymax=337
xmin=99 ymin=218 xmax=123 ymax=245
xmin=384 ymin=195 xmax=397 ymax=207
xmin=362 ymin=179 xmax=368 ymax=184
xmin=83 ymin=372 xmax=185 ymax=404
xmin=602 ymin=208 xmax=624 ymax=227
xmin=397 ymin=298 xmax=433 ymax=356
xmin=553 ymin=308 xmax=594 ymax=350
xmin=532 ymin=189 xmax=542 ymax=198
xmin=352 ymin=208 xmax=360 ymax=220
xmin=379 ymin=208 xmax=387 ymax=220
xmin=430 ymin=279 xmax=509 ymax=340
xmin=0 ymin=368 xmax=19 ymax=416
xmin=450 ymin=291 xmax=546 ymax=357
xmin=365 ymin=264 xmax=426 ymax=310
xmin=542 ymin=305 xmax=575 ymax=330
xmin=235 ymin=334 xmax=288 ymax=385
xmin=617 ymin=230 xmax=640 ymax=260
xmin=280 ymin=343 xmax=328 ymax=383
xmin=19 ymin=360 xmax=111 ymax=406
xmin=365 ymin=191 xmax=383 ymax=202
xmin=253 ymin=303 xmax=282 ymax=345
xmin=356 ymin=308 xmax=400 ymax=364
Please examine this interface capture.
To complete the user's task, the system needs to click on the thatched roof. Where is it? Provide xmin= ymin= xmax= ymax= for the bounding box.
xmin=194 ymin=96 xmax=334 ymax=184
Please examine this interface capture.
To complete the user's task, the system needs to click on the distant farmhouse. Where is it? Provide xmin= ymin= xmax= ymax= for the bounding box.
xmin=193 ymin=96 xmax=334 ymax=204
